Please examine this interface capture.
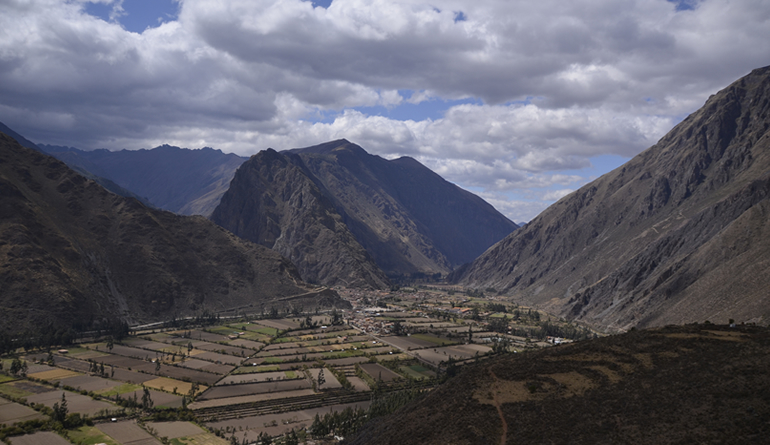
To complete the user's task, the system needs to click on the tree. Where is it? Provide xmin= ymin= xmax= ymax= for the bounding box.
xmin=188 ymin=382 xmax=199 ymax=401
xmin=257 ymin=431 xmax=272 ymax=445
xmin=141 ymin=387 xmax=154 ymax=410
xmin=331 ymin=309 xmax=343 ymax=325
xmin=310 ymin=413 xmax=327 ymax=438
xmin=285 ymin=429 xmax=299 ymax=445
xmin=468 ymin=325 xmax=473 ymax=343
xmin=317 ymin=368 xmax=326 ymax=389
xmin=52 ymin=392 xmax=68 ymax=424
xmin=10 ymin=358 xmax=21 ymax=376
xmin=392 ymin=320 xmax=403 ymax=336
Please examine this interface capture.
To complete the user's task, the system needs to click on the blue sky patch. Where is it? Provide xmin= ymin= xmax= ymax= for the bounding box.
xmin=85 ymin=0 xmax=179 ymax=33
xmin=305 ymin=0 xmax=333 ymax=8
xmin=667 ymin=0 xmax=697 ymax=11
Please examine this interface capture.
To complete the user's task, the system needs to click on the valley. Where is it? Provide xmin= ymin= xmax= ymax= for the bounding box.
xmin=1 ymin=64 xmax=770 ymax=444
xmin=0 ymin=286 xmax=586 ymax=444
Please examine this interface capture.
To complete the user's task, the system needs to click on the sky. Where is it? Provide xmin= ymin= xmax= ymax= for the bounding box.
xmin=1 ymin=0 xmax=769 ymax=222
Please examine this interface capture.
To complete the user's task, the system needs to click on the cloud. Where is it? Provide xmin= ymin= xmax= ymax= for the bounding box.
xmin=0 ymin=0 xmax=769 ymax=222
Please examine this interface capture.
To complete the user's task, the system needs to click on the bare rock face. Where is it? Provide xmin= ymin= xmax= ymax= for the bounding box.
xmin=0 ymin=134 xmax=337 ymax=334
xmin=451 ymin=66 xmax=770 ymax=331
xmin=210 ymin=148 xmax=390 ymax=289
xmin=210 ymin=141 xmax=517 ymax=287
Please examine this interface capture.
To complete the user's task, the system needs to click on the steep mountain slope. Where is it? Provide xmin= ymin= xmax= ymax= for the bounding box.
xmin=0 ymin=133 xmax=344 ymax=334
xmin=211 ymin=140 xmax=517 ymax=287
xmin=210 ymin=149 xmax=390 ymax=289
xmin=40 ymin=144 xmax=247 ymax=216
xmin=349 ymin=324 xmax=770 ymax=445
xmin=284 ymin=140 xmax=518 ymax=275
xmin=451 ymin=66 xmax=770 ymax=331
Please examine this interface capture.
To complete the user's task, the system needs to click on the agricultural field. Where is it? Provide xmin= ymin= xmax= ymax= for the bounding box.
xmin=0 ymin=285 xmax=588 ymax=444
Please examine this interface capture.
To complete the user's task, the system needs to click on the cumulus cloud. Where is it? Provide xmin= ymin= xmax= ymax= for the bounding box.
xmin=0 ymin=0 xmax=769 ymax=221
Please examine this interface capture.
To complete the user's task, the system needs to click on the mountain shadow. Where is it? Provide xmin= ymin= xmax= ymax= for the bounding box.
xmin=348 ymin=323 xmax=770 ymax=445
xmin=0 ymin=133 xmax=346 ymax=334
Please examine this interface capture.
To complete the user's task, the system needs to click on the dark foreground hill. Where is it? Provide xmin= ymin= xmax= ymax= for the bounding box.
xmin=40 ymin=143 xmax=247 ymax=216
xmin=0 ymin=133 xmax=345 ymax=334
xmin=451 ymin=66 xmax=770 ymax=331
xmin=349 ymin=323 xmax=770 ymax=445
xmin=211 ymin=140 xmax=517 ymax=286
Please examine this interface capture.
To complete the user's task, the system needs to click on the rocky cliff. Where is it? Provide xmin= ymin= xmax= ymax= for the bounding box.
xmin=210 ymin=148 xmax=390 ymax=289
xmin=451 ymin=66 xmax=770 ymax=331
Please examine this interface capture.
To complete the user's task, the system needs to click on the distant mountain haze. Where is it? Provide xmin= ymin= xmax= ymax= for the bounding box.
xmin=451 ymin=66 xmax=770 ymax=331
xmin=211 ymin=140 xmax=517 ymax=287
xmin=0 ymin=133 xmax=346 ymax=333
xmin=39 ymin=143 xmax=247 ymax=216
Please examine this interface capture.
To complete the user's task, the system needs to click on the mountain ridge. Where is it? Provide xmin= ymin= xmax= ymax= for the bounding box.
xmin=211 ymin=140 xmax=517 ymax=287
xmin=450 ymin=65 xmax=770 ymax=331
xmin=39 ymin=143 xmax=247 ymax=216
xmin=0 ymin=132 xmax=346 ymax=334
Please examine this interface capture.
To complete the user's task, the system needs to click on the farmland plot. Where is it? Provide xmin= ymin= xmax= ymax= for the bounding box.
xmin=198 ymin=379 xmax=312 ymax=400
xmin=58 ymin=374 xmax=122 ymax=393
xmin=97 ymin=420 xmax=162 ymax=445
xmin=9 ymin=431 xmax=72 ymax=445
xmin=0 ymin=398 xmax=47 ymax=424
xmin=359 ymin=363 xmax=401 ymax=382
xmin=207 ymin=400 xmax=371 ymax=440
xmin=26 ymin=389 xmax=117 ymax=416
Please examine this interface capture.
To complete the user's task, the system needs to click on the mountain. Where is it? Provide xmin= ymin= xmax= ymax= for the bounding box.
xmin=348 ymin=323 xmax=770 ymax=445
xmin=40 ymin=144 xmax=247 ymax=216
xmin=210 ymin=148 xmax=391 ymax=289
xmin=0 ymin=132 xmax=346 ymax=334
xmin=450 ymin=66 xmax=770 ymax=331
xmin=0 ymin=122 xmax=153 ymax=207
xmin=210 ymin=140 xmax=517 ymax=286
xmin=283 ymin=140 xmax=518 ymax=275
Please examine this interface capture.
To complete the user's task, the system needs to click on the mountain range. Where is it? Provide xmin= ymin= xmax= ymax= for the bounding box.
xmin=39 ymin=143 xmax=247 ymax=216
xmin=211 ymin=140 xmax=518 ymax=287
xmin=451 ymin=65 xmax=770 ymax=331
xmin=0 ymin=133 xmax=347 ymax=334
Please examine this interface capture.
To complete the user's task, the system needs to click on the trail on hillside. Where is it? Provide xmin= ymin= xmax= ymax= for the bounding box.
xmin=489 ymin=369 xmax=508 ymax=445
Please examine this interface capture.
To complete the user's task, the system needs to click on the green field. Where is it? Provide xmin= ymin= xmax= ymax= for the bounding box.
xmin=409 ymin=333 xmax=456 ymax=346
xmin=0 ymin=382 xmax=34 ymax=399
xmin=231 ymin=365 xmax=280 ymax=374
xmin=69 ymin=426 xmax=120 ymax=445
xmin=95 ymin=382 xmax=142 ymax=397
xmin=0 ymin=374 xmax=17 ymax=383
xmin=253 ymin=327 xmax=279 ymax=336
